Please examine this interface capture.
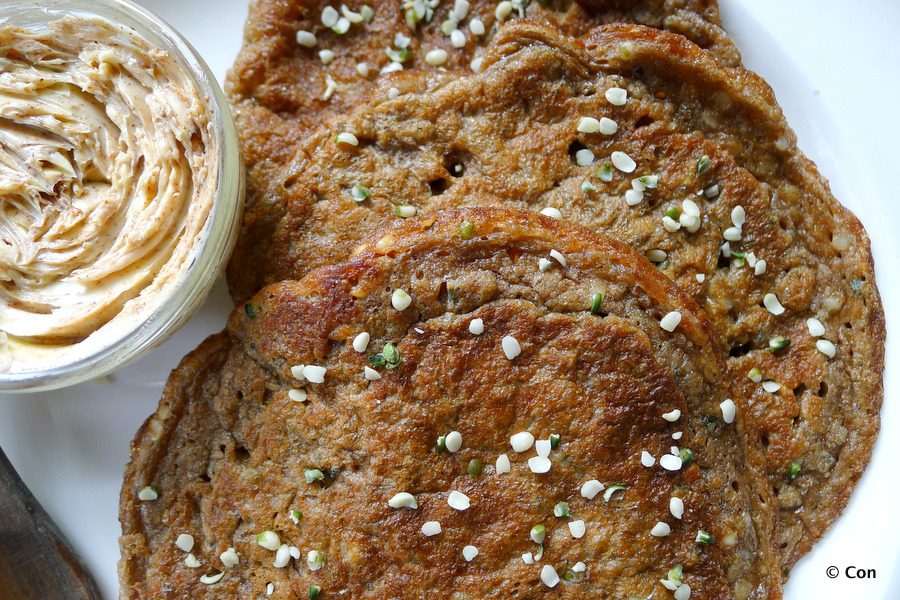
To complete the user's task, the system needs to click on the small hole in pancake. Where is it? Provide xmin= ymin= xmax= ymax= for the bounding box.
xmin=818 ymin=382 xmax=829 ymax=397
xmin=199 ymin=472 xmax=211 ymax=483
xmin=568 ymin=140 xmax=587 ymax=163
xmin=731 ymin=480 xmax=739 ymax=491
xmin=443 ymin=151 xmax=471 ymax=177
xmin=262 ymin=388 xmax=275 ymax=406
xmin=729 ymin=342 xmax=751 ymax=358
xmin=635 ymin=115 xmax=655 ymax=129
xmin=235 ymin=446 xmax=251 ymax=462
xmin=429 ymin=178 xmax=450 ymax=196
xmin=283 ymin=175 xmax=298 ymax=189
xmin=793 ymin=384 xmax=808 ymax=398
xmin=760 ymin=433 xmax=770 ymax=448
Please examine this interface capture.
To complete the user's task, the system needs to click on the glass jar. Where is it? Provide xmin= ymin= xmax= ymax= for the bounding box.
xmin=0 ymin=0 xmax=244 ymax=392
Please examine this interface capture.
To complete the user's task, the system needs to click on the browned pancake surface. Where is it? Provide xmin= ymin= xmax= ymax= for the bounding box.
xmin=228 ymin=22 xmax=884 ymax=568
xmin=226 ymin=0 xmax=737 ymax=267
xmin=121 ymin=208 xmax=780 ymax=598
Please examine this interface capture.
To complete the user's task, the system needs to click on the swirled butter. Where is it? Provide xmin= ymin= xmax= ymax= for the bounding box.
xmin=0 ymin=17 xmax=217 ymax=372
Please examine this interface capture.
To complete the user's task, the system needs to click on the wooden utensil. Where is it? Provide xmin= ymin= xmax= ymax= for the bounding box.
xmin=0 ymin=447 xmax=102 ymax=599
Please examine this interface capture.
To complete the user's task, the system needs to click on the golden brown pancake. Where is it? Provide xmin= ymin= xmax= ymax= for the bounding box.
xmin=120 ymin=208 xmax=781 ymax=598
xmin=226 ymin=0 xmax=738 ymax=276
xmin=228 ymin=22 xmax=884 ymax=568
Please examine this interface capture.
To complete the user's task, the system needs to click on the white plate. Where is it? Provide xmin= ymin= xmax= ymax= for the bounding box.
xmin=0 ymin=1 xmax=897 ymax=597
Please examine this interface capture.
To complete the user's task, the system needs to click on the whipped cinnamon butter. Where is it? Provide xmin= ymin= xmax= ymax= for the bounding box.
xmin=0 ymin=17 xmax=217 ymax=372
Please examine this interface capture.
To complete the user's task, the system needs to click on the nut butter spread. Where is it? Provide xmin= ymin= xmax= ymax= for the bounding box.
xmin=0 ymin=17 xmax=217 ymax=372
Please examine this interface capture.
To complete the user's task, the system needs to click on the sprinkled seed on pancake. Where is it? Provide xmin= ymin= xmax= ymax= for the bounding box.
xmin=611 ymin=151 xmax=636 ymax=173
xmin=670 ymin=497 xmax=685 ymax=519
xmin=577 ymin=117 xmax=601 ymax=133
xmin=660 ymin=311 xmax=683 ymax=332
xmin=763 ymin=293 xmax=786 ymax=315
xmin=603 ymin=484 xmax=627 ymax=502
xmin=444 ymin=430 xmax=462 ymax=452
xmin=296 ymin=30 xmax=317 ymax=47
xmin=501 ymin=335 xmax=521 ymax=360
xmin=448 ymin=490 xmax=471 ymax=510
xmin=335 ymin=131 xmax=358 ymax=146
xmin=605 ymin=87 xmax=628 ymax=105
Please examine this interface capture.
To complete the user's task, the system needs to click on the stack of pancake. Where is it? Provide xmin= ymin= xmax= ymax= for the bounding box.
xmin=119 ymin=2 xmax=884 ymax=598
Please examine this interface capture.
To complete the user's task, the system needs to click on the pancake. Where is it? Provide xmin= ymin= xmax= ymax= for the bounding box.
xmin=226 ymin=0 xmax=739 ymax=260
xmin=227 ymin=0 xmax=736 ymax=165
xmin=227 ymin=22 xmax=884 ymax=568
xmin=120 ymin=208 xmax=781 ymax=598
xmin=227 ymin=0 xmax=736 ymax=154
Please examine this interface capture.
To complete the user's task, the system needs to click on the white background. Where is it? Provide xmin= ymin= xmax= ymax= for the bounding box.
xmin=0 ymin=1 xmax=897 ymax=597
